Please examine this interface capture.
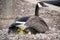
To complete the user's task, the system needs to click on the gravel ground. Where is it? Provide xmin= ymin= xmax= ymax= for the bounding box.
xmin=0 ymin=28 xmax=60 ymax=40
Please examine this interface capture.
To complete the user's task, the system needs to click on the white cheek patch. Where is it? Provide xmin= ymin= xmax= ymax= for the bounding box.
xmin=16 ymin=25 xmax=27 ymax=30
xmin=16 ymin=21 xmax=26 ymax=24
xmin=16 ymin=21 xmax=27 ymax=30
xmin=38 ymin=3 xmax=42 ymax=7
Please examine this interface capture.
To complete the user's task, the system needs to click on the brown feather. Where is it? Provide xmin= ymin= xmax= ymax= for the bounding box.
xmin=25 ymin=16 xmax=49 ymax=33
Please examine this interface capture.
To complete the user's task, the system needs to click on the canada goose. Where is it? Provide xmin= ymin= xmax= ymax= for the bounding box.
xmin=8 ymin=2 xmax=50 ymax=34
xmin=8 ymin=16 xmax=29 ymax=34
xmin=25 ymin=2 xmax=49 ymax=34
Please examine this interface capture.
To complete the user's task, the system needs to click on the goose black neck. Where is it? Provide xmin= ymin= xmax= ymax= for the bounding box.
xmin=35 ymin=3 xmax=39 ymax=16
